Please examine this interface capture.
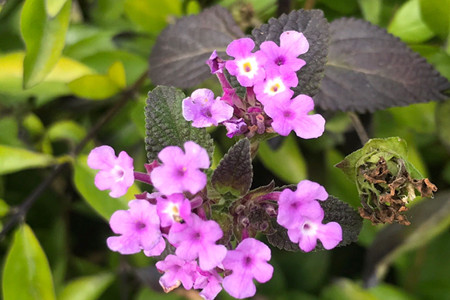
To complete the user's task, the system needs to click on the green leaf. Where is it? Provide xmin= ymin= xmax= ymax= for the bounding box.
xmin=436 ymin=100 xmax=450 ymax=150
xmin=81 ymin=50 xmax=147 ymax=87
xmin=124 ymin=0 xmax=182 ymax=33
xmin=2 ymin=224 xmax=56 ymax=300
xmin=107 ymin=61 xmax=127 ymax=89
xmin=21 ymin=0 xmax=71 ymax=88
xmin=336 ymin=137 xmax=411 ymax=182
xmin=58 ymin=273 xmax=114 ymax=300
xmin=47 ymin=120 xmax=86 ymax=144
xmin=68 ymin=74 xmax=121 ymax=100
xmin=358 ymin=0 xmax=382 ymax=25
xmin=145 ymin=86 xmax=214 ymax=162
xmin=321 ymin=279 xmax=415 ymax=300
xmin=45 ymin=0 xmax=69 ymax=17
xmin=0 ymin=145 xmax=55 ymax=175
xmin=258 ymin=135 xmax=307 ymax=184
xmin=0 ymin=52 xmax=94 ymax=105
xmin=388 ymin=0 xmax=434 ymax=43
xmin=134 ymin=287 xmax=184 ymax=300
xmin=362 ymin=191 xmax=450 ymax=287
xmin=419 ymin=0 xmax=450 ymax=39
xmin=212 ymin=139 xmax=252 ymax=198
xmin=73 ymin=155 xmax=140 ymax=220
xmin=325 ymin=149 xmax=360 ymax=208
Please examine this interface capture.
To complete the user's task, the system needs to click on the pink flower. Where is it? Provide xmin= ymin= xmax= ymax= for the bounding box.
xmin=223 ymin=118 xmax=248 ymax=138
xmin=277 ymin=180 xmax=328 ymax=229
xmin=225 ymin=38 xmax=266 ymax=87
xmin=156 ymin=255 xmax=198 ymax=292
xmin=106 ymin=200 xmax=165 ymax=256
xmin=168 ymin=214 xmax=227 ymax=271
xmin=260 ymin=31 xmax=309 ymax=73
xmin=151 ymin=141 xmax=210 ymax=195
xmin=287 ymin=212 xmax=342 ymax=252
xmin=206 ymin=50 xmax=225 ymax=74
xmin=182 ymin=89 xmax=233 ymax=128
xmin=254 ymin=68 xmax=296 ymax=105
xmin=87 ymin=145 xmax=134 ymax=198
xmin=222 ymin=238 xmax=273 ymax=299
xmin=156 ymin=193 xmax=192 ymax=227
xmin=264 ymin=94 xmax=325 ymax=138
xmin=194 ymin=269 xmax=223 ymax=300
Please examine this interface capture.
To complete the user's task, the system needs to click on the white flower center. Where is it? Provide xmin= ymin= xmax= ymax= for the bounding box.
xmin=163 ymin=202 xmax=182 ymax=222
xmin=112 ymin=165 xmax=125 ymax=182
xmin=237 ymin=57 xmax=259 ymax=79
xmin=263 ymin=77 xmax=286 ymax=96
xmin=301 ymin=220 xmax=318 ymax=236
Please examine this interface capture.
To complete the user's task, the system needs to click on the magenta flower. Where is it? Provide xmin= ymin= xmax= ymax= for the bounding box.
xmin=156 ymin=193 xmax=192 ymax=227
xmin=222 ymin=238 xmax=273 ymax=299
xmin=106 ymin=200 xmax=165 ymax=256
xmin=264 ymin=94 xmax=325 ymax=138
xmin=194 ymin=269 xmax=223 ymax=300
xmin=223 ymin=118 xmax=248 ymax=138
xmin=225 ymin=38 xmax=266 ymax=87
xmin=156 ymin=254 xmax=198 ymax=292
xmin=168 ymin=214 xmax=227 ymax=271
xmin=183 ymin=89 xmax=233 ymax=128
xmin=87 ymin=145 xmax=134 ymax=198
xmin=277 ymin=180 xmax=328 ymax=229
xmin=287 ymin=212 xmax=342 ymax=252
xmin=254 ymin=68 xmax=296 ymax=105
xmin=260 ymin=31 xmax=309 ymax=73
xmin=206 ymin=50 xmax=225 ymax=74
xmin=151 ymin=141 xmax=210 ymax=195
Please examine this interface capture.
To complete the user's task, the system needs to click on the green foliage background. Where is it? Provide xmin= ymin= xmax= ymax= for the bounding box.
xmin=0 ymin=0 xmax=449 ymax=299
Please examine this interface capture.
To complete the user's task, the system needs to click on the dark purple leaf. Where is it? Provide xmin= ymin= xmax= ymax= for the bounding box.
xmin=251 ymin=9 xmax=330 ymax=97
xmin=211 ymin=138 xmax=252 ymax=198
xmin=314 ymin=18 xmax=450 ymax=112
xmin=149 ymin=6 xmax=244 ymax=88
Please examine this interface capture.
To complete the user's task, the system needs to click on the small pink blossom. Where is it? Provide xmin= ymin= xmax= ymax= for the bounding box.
xmin=156 ymin=193 xmax=192 ymax=227
xmin=277 ymin=180 xmax=328 ymax=229
xmin=225 ymin=38 xmax=266 ymax=87
xmin=260 ymin=31 xmax=309 ymax=73
xmin=194 ymin=269 xmax=223 ymax=300
xmin=287 ymin=214 xmax=342 ymax=252
xmin=151 ymin=141 xmax=210 ymax=195
xmin=183 ymin=89 xmax=233 ymax=128
xmin=254 ymin=68 xmax=296 ymax=105
xmin=156 ymin=255 xmax=198 ymax=292
xmin=264 ymin=94 xmax=325 ymax=138
xmin=222 ymin=238 xmax=273 ymax=299
xmin=168 ymin=214 xmax=227 ymax=271
xmin=87 ymin=145 xmax=134 ymax=198
xmin=106 ymin=200 xmax=165 ymax=256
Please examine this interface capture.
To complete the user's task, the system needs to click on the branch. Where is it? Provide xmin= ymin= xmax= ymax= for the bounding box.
xmin=348 ymin=112 xmax=370 ymax=145
xmin=0 ymin=71 xmax=149 ymax=241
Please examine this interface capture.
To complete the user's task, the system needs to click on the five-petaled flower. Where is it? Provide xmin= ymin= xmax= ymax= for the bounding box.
xmin=182 ymin=88 xmax=233 ymax=128
xmin=107 ymin=200 xmax=165 ymax=256
xmin=222 ymin=238 xmax=273 ymax=299
xmin=151 ymin=141 xmax=210 ymax=195
xmin=87 ymin=145 xmax=134 ymax=198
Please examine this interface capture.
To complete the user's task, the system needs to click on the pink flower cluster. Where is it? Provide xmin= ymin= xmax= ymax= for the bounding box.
xmin=88 ymin=142 xmax=274 ymax=299
xmin=182 ymin=31 xmax=325 ymax=139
